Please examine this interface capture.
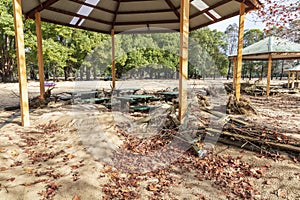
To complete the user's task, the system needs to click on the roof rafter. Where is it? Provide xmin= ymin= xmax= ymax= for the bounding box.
xmin=115 ymin=19 xmax=178 ymax=26
xmin=164 ymin=0 xmax=180 ymax=19
xmin=41 ymin=17 xmax=111 ymax=34
xmin=46 ymin=6 xmax=111 ymax=25
xmin=112 ymin=0 xmax=121 ymax=29
xmin=192 ymin=7 xmax=254 ymax=30
xmin=190 ymin=0 xmax=232 ymax=19
xmin=118 ymin=7 xmax=179 ymax=14
xmin=68 ymin=0 xmax=115 ymax=14
xmin=206 ymin=11 xmax=218 ymax=21
xmin=25 ymin=0 xmax=59 ymax=19
xmin=113 ymin=0 xmax=155 ymax=2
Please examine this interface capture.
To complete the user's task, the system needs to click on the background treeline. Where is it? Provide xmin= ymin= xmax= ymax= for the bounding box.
xmin=0 ymin=0 xmax=298 ymax=82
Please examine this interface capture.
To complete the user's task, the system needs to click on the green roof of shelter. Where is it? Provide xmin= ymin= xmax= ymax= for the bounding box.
xmin=286 ymin=64 xmax=300 ymax=72
xmin=229 ymin=36 xmax=300 ymax=60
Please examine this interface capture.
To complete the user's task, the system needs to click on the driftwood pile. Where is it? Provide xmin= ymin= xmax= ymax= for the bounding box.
xmin=197 ymin=94 xmax=210 ymax=107
xmin=226 ymin=95 xmax=258 ymax=115
xmin=199 ymin=107 xmax=300 ymax=158
xmin=4 ymin=87 xmax=54 ymax=111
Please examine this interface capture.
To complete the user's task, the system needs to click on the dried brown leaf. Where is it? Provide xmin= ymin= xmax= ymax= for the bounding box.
xmin=277 ymin=189 xmax=287 ymax=198
xmin=0 ymin=167 xmax=7 ymax=171
xmin=72 ymin=195 xmax=81 ymax=200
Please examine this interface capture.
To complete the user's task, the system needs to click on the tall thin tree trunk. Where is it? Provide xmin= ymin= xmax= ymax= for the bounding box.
xmin=227 ymin=60 xmax=231 ymax=80
xmin=86 ymin=67 xmax=91 ymax=80
xmin=93 ymin=65 xmax=97 ymax=80
xmin=80 ymin=66 xmax=84 ymax=80
xmin=260 ymin=62 xmax=264 ymax=80
xmin=280 ymin=60 xmax=284 ymax=80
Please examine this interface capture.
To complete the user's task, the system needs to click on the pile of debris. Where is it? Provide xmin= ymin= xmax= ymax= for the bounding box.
xmin=197 ymin=94 xmax=210 ymax=107
xmin=226 ymin=94 xmax=258 ymax=115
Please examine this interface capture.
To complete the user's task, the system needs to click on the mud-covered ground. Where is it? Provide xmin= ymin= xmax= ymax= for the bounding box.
xmin=0 ymin=79 xmax=299 ymax=200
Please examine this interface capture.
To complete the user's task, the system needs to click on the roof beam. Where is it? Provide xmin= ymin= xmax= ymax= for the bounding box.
xmin=164 ymin=0 xmax=180 ymax=19
xmin=118 ymin=7 xmax=179 ymax=14
xmin=115 ymin=19 xmax=178 ymax=26
xmin=190 ymin=0 xmax=231 ymax=19
xmin=46 ymin=6 xmax=111 ymax=25
xmin=113 ymin=0 xmax=155 ymax=2
xmin=25 ymin=0 xmax=59 ymax=19
xmin=206 ymin=11 xmax=218 ymax=21
xmin=235 ymin=0 xmax=261 ymax=9
xmin=68 ymin=0 xmax=115 ymax=14
xmin=41 ymin=17 xmax=111 ymax=34
xmin=191 ymin=6 xmax=254 ymax=31
xmin=112 ymin=0 xmax=121 ymax=29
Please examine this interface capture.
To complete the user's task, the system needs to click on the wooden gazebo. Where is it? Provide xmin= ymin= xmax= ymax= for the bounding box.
xmin=286 ymin=64 xmax=300 ymax=89
xmin=12 ymin=0 xmax=262 ymax=126
xmin=229 ymin=36 xmax=300 ymax=96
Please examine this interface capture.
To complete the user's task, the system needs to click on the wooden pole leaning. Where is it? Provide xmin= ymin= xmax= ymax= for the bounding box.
xmin=232 ymin=57 xmax=237 ymax=90
xmin=12 ymin=0 xmax=30 ymax=126
xmin=35 ymin=12 xmax=45 ymax=98
xmin=291 ymin=72 xmax=295 ymax=89
xmin=178 ymin=0 xmax=189 ymax=124
xmin=111 ymin=29 xmax=116 ymax=89
xmin=288 ymin=71 xmax=290 ymax=88
xmin=266 ymin=54 xmax=272 ymax=96
xmin=235 ymin=3 xmax=245 ymax=101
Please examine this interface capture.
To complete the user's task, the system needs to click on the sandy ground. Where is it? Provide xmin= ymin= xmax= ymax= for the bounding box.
xmin=0 ymin=79 xmax=300 ymax=200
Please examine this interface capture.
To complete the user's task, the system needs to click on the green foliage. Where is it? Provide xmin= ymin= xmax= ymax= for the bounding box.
xmin=0 ymin=0 xmax=16 ymax=82
xmin=242 ymin=29 xmax=265 ymax=79
xmin=190 ymin=27 xmax=229 ymax=77
xmin=0 ymin=0 xmax=252 ymax=81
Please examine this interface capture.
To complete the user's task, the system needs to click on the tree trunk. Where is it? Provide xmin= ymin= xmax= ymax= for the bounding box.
xmin=45 ymin=67 xmax=50 ymax=80
xmin=93 ymin=65 xmax=97 ymax=80
xmin=227 ymin=60 xmax=231 ymax=80
xmin=64 ymin=66 xmax=70 ymax=81
xmin=86 ymin=67 xmax=91 ymax=80
xmin=280 ymin=60 xmax=284 ymax=80
xmin=80 ymin=66 xmax=84 ymax=80
xmin=249 ymin=65 xmax=252 ymax=80
xmin=53 ymin=67 xmax=57 ymax=81
xmin=260 ymin=62 xmax=264 ymax=80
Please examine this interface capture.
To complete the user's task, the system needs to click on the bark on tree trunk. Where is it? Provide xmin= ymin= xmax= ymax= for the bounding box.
xmin=64 ymin=66 xmax=70 ymax=81
xmin=80 ymin=66 xmax=84 ymax=80
xmin=260 ymin=62 xmax=264 ymax=80
xmin=93 ymin=65 xmax=97 ymax=80
xmin=227 ymin=60 xmax=231 ymax=80
xmin=280 ymin=60 xmax=284 ymax=80
xmin=86 ymin=67 xmax=91 ymax=80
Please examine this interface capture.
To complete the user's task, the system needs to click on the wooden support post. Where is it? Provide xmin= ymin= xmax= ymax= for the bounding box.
xmin=232 ymin=57 xmax=237 ymax=90
xmin=12 ymin=0 xmax=30 ymax=126
xmin=35 ymin=12 xmax=45 ymax=98
xmin=266 ymin=54 xmax=272 ymax=96
xmin=235 ymin=3 xmax=245 ymax=101
xmin=111 ymin=29 xmax=116 ymax=89
xmin=288 ymin=71 xmax=290 ymax=88
xmin=291 ymin=72 xmax=295 ymax=89
xmin=178 ymin=0 xmax=189 ymax=123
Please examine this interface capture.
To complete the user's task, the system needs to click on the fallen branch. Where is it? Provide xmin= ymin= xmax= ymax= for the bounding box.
xmin=206 ymin=127 xmax=300 ymax=154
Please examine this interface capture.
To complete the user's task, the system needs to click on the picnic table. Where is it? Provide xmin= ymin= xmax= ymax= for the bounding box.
xmin=160 ymin=91 xmax=178 ymax=102
xmin=66 ymin=91 xmax=98 ymax=99
xmin=114 ymin=94 xmax=154 ymax=110
xmin=44 ymin=82 xmax=56 ymax=87
xmin=112 ymin=88 xmax=140 ymax=96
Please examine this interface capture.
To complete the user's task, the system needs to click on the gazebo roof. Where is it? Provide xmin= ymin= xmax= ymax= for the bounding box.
xmin=22 ymin=0 xmax=262 ymax=34
xmin=229 ymin=36 xmax=300 ymax=60
xmin=286 ymin=64 xmax=300 ymax=72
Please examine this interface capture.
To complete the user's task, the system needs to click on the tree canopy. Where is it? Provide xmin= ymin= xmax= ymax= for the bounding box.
xmin=1 ymin=0 xmax=298 ymax=82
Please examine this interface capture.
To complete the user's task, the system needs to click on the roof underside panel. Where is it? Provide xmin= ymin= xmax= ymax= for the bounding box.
xmin=22 ymin=0 xmax=262 ymax=34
